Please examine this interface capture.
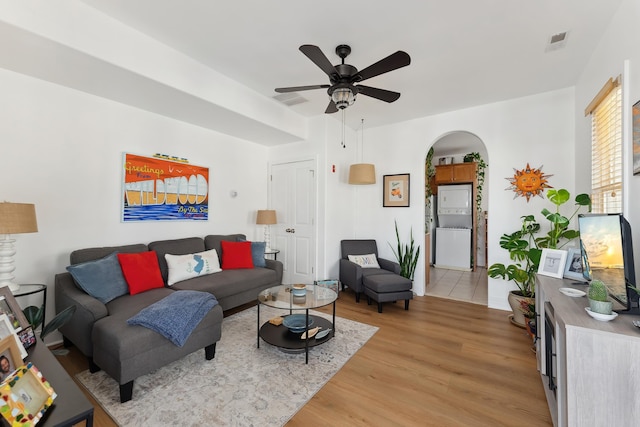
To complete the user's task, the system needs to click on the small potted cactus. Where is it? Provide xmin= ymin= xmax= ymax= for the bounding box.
xmin=587 ymin=280 xmax=613 ymax=314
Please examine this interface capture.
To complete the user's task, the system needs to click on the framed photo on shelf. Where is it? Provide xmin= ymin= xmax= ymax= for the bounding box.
xmin=0 ymin=314 xmax=27 ymax=360
xmin=0 ymin=335 xmax=22 ymax=383
xmin=0 ymin=362 xmax=56 ymax=426
xmin=18 ymin=326 xmax=36 ymax=350
xmin=537 ymin=248 xmax=568 ymax=279
xmin=563 ymin=247 xmax=586 ymax=281
xmin=0 ymin=287 xmax=29 ymax=332
xmin=383 ymin=173 xmax=410 ymax=207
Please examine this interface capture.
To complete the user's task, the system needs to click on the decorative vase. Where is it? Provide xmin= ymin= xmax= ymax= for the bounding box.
xmin=508 ymin=291 xmax=532 ymax=328
xmin=588 ymin=298 xmax=613 ymax=315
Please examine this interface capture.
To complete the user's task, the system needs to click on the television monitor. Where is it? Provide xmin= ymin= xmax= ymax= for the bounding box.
xmin=578 ymin=213 xmax=640 ymax=314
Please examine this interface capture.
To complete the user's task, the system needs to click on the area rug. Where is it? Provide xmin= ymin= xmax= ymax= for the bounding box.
xmin=76 ymin=306 xmax=377 ymax=426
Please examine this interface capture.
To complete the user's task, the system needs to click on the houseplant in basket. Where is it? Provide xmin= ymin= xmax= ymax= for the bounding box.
xmin=488 ymin=189 xmax=591 ymax=326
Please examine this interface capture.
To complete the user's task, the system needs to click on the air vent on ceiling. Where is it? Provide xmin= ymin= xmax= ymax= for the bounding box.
xmin=545 ymin=31 xmax=569 ymax=52
xmin=273 ymin=92 xmax=308 ymax=106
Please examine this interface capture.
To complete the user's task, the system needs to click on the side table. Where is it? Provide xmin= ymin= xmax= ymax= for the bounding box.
xmin=13 ymin=284 xmax=47 ymax=327
xmin=264 ymin=249 xmax=280 ymax=261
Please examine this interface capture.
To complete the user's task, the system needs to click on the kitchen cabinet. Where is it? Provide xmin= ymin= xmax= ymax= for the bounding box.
xmin=434 ymin=163 xmax=477 ymax=184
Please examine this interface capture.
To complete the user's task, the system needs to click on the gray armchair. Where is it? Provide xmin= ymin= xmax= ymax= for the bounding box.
xmin=339 ymin=240 xmax=399 ymax=303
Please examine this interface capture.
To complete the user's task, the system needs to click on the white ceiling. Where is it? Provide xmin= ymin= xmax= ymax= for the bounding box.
xmin=73 ymin=1 xmax=620 ymax=131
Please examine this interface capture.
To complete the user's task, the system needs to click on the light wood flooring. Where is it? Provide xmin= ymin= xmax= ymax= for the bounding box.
xmin=55 ymin=292 xmax=551 ymax=427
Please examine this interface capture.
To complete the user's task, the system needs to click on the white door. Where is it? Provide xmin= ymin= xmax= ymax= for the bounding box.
xmin=270 ymin=160 xmax=316 ymax=284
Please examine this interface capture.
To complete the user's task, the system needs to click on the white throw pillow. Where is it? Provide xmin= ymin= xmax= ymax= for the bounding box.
xmin=348 ymin=253 xmax=380 ymax=268
xmin=165 ymin=249 xmax=222 ymax=286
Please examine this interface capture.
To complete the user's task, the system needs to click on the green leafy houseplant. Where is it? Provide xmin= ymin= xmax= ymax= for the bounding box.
xmin=463 ymin=152 xmax=487 ymax=217
xmin=390 ymin=220 xmax=420 ymax=280
xmin=488 ymin=189 xmax=592 ymax=298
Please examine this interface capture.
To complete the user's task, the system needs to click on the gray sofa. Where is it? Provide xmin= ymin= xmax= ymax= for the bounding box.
xmin=54 ymin=234 xmax=283 ymax=402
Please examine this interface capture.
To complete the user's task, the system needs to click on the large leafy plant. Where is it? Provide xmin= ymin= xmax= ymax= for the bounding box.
xmin=488 ymin=189 xmax=591 ymax=297
xmin=390 ymin=220 xmax=420 ymax=280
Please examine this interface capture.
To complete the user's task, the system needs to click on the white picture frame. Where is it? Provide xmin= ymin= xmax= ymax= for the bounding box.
xmin=0 ymin=314 xmax=27 ymax=360
xmin=563 ymin=247 xmax=586 ymax=281
xmin=537 ymin=248 xmax=568 ymax=279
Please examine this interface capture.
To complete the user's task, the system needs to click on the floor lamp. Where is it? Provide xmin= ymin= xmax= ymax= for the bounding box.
xmin=256 ymin=210 xmax=277 ymax=252
xmin=0 ymin=202 xmax=38 ymax=293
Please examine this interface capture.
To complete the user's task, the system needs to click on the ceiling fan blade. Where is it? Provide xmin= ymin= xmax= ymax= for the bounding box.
xmin=275 ymin=84 xmax=329 ymax=93
xmin=300 ymin=45 xmax=338 ymax=78
xmin=356 ymin=51 xmax=411 ymax=82
xmin=325 ymin=100 xmax=338 ymax=114
xmin=357 ymin=85 xmax=401 ymax=103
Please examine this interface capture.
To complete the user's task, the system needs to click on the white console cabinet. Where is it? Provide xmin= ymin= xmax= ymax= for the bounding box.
xmin=536 ymin=275 xmax=640 ymax=426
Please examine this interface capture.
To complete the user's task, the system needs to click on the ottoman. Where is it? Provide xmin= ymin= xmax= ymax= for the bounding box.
xmin=363 ymin=274 xmax=413 ymax=313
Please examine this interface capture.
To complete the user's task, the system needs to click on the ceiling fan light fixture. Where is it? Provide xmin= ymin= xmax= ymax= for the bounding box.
xmin=331 ymin=87 xmax=356 ymax=109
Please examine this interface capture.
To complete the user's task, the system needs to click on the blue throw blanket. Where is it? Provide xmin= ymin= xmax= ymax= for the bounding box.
xmin=127 ymin=290 xmax=218 ymax=347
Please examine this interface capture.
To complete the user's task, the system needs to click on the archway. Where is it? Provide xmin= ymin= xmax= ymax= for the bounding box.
xmin=425 ymin=131 xmax=489 ymax=305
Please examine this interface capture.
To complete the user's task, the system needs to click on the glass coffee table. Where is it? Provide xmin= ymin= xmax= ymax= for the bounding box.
xmin=257 ymin=284 xmax=337 ymax=364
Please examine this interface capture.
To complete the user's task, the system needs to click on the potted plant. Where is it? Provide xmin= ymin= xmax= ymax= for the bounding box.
xmin=488 ymin=189 xmax=591 ymax=326
xmin=390 ymin=220 xmax=420 ymax=280
xmin=587 ymin=280 xmax=613 ymax=314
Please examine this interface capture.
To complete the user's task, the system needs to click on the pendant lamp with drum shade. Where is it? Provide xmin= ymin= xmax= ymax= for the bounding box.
xmin=349 ymin=119 xmax=376 ymax=185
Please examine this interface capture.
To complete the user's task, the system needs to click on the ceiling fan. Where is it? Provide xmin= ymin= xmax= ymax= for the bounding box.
xmin=275 ymin=44 xmax=411 ymax=114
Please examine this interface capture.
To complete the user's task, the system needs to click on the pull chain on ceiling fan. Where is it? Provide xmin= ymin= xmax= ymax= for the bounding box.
xmin=275 ymin=44 xmax=411 ymax=114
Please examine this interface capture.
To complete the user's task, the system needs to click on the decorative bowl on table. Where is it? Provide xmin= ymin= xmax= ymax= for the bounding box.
xmin=282 ymin=314 xmax=314 ymax=333
xmin=292 ymin=284 xmax=307 ymax=297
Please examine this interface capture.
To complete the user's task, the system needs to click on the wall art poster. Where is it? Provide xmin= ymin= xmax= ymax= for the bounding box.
xmin=383 ymin=174 xmax=410 ymax=207
xmin=633 ymin=100 xmax=640 ymax=175
xmin=122 ymin=153 xmax=209 ymax=221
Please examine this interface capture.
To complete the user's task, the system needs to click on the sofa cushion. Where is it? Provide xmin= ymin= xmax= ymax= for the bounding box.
xmin=348 ymin=253 xmax=381 ymax=268
xmin=66 ymin=252 xmax=129 ymax=304
xmin=220 ymin=241 xmax=254 ymax=269
xmin=148 ymin=237 xmax=206 ymax=284
xmin=70 ymin=244 xmax=149 ymax=265
xmin=246 ymin=241 xmax=266 ymax=268
xmin=165 ymin=249 xmax=222 ymax=286
xmin=204 ymin=234 xmax=246 ymax=262
xmin=171 ymin=268 xmax=277 ymax=300
xmin=117 ymin=251 xmax=165 ymax=295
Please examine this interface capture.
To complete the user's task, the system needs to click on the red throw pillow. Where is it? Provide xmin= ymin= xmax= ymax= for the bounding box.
xmin=221 ymin=241 xmax=254 ymax=269
xmin=117 ymin=251 xmax=165 ymax=295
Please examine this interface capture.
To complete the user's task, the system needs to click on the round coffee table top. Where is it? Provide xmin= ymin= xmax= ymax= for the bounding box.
xmin=258 ymin=284 xmax=337 ymax=310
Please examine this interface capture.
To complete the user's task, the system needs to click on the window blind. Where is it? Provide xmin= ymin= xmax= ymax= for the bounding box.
xmin=589 ymin=78 xmax=622 ymax=214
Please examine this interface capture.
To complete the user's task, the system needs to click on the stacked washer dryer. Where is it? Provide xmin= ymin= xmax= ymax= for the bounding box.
xmin=435 ymin=184 xmax=472 ymax=270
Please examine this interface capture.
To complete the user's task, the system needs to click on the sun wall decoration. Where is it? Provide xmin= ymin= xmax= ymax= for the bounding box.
xmin=507 ymin=163 xmax=552 ymax=201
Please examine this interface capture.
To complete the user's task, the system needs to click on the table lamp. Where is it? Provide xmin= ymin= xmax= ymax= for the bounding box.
xmin=256 ymin=210 xmax=277 ymax=252
xmin=0 ymin=202 xmax=38 ymax=293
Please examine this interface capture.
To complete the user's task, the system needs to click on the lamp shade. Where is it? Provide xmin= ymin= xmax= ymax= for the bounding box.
xmin=348 ymin=164 xmax=376 ymax=185
xmin=256 ymin=210 xmax=277 ymax=225
xmin=0 ymin=202 xmax=38 ymax=234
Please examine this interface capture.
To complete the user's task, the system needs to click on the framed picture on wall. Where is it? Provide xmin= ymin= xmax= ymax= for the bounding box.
xmin=383 ymin=174 xmax=410 ymax=207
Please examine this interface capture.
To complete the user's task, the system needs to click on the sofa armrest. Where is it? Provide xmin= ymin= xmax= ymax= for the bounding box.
xmin=378 ymin=258 xmax=401 ymax=274
xmin=339 ymin=259 xmax=364 ymax=293
xmin=264 ymin=259 xmax=283 ymax=284
xmin=54 ymin=272 xmax=108 ymax=357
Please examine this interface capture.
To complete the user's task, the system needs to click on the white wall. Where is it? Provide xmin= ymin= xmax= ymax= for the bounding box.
xmin=0 ymin=68 xmax=270 ymax=340
xmin=331 ymin=88 xmax=576 ymax=310
xmin=574 ymin=0 xmax=640 ymax=278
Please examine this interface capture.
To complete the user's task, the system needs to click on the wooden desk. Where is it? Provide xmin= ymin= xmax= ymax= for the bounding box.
xmin=22 ymin=341 xmax=94 ymax=427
